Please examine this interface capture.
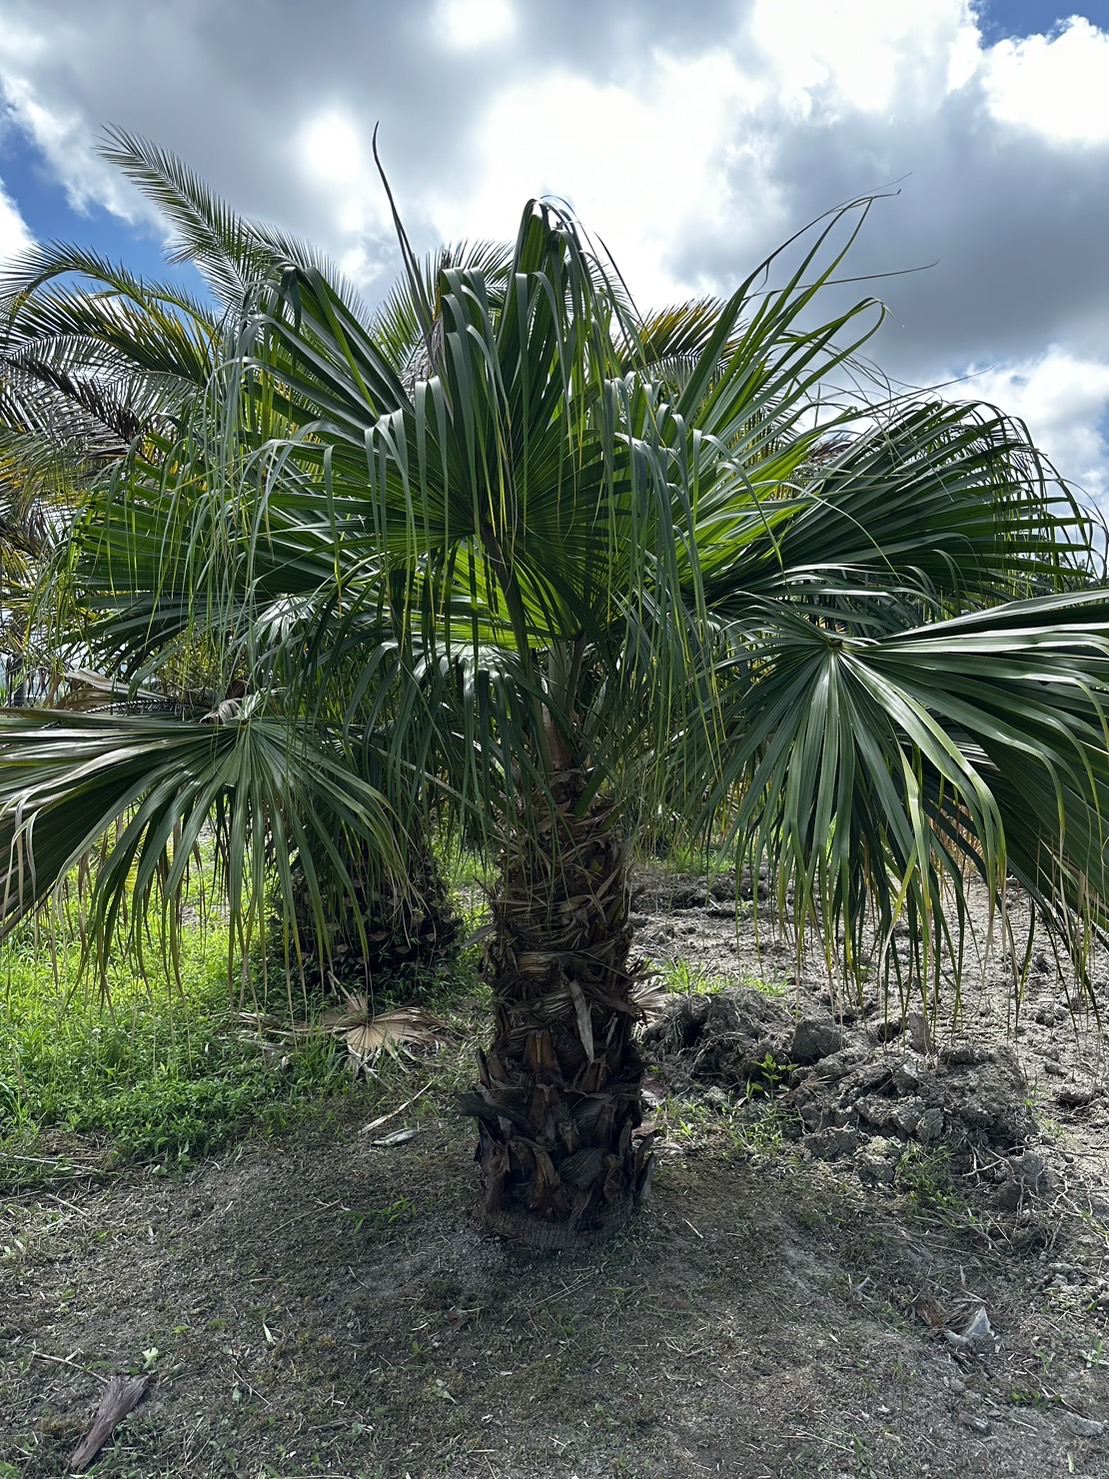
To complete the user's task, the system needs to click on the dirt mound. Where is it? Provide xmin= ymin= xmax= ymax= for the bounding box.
xmin=645 ymin=988 xmax=1046 ymax=1215
xmin=642 ymin=984 xmax=801 ymax=1091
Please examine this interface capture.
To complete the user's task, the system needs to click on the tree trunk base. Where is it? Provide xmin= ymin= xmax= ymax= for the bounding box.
xmin=478 ymin=1194 xmax=638 ymax=1249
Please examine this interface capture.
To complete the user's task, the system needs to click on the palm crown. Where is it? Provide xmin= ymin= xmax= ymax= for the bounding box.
xmin=2 ymin=137 xmax=1109 ymax=1240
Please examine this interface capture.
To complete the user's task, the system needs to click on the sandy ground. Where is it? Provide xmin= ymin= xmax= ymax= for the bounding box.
xmin=2 ymin=872 xmax=1109 ymax=1479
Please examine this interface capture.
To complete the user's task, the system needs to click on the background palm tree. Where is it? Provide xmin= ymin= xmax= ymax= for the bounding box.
xmin=0 ymin=133 xmax=467 ymax=981
xmin=2 ymin=144 xmax=1109 ymax=1244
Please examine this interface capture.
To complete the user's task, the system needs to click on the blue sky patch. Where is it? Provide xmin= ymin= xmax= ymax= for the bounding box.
xmin=974 ymin=0 xmax=1109 ymax=44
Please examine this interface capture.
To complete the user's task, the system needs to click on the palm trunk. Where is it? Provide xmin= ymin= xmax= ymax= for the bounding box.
xmin=289 ymin=830 xmax=459 ymax=987
xmin=464 ymin=769 xmax=653 ymax=1246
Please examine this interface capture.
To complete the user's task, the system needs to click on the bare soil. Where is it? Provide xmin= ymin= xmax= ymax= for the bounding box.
xmin=3 ymin=874 xmax=1109 ymax=1479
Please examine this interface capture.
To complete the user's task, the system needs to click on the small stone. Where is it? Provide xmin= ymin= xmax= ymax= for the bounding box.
xmin=892 ymin=1060 xmax=922 ymax=1094
xmin=958 ymin=1414 xmax=992 ymax=1434
xmin=804 ymin=1127 xmax=862 ymax=1160
xmin=855 ymin=1137 xmax=899 ymax=1184
xmin=905 ymin=1012 xmax=932 ymax=1052
xmin=1065 ymin=1414 xmax=1105 ymax=1440
xmin=892 ymin=1098 xmax=925 ymax=1136
xmin=856 ymin=1095 xmax=899 ymax=1131
xmin=1057 ymin=1078 xmax=1097 ymax=1108
xmin=791 ymin=1017 xmax=844 ymax=1064
xmin=1010 ymin=1152 xmax=1048 ymax=1192
xmin=939 ymin=1042 xmax=986 ymax=1066
xmin=995 ymin=1181 xmax=1023 ymax=1212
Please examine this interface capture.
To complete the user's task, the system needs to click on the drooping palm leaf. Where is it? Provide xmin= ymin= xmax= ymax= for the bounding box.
xmin=2 ymin=139 xmax=1109 ymax=1030
xmin=0 ymin=709 xmax=400 ymax=979
xmin=690 ymin=589 xmax=1109 ymax=1000
xmin=98 ymin=127 xmax=364 ymax=317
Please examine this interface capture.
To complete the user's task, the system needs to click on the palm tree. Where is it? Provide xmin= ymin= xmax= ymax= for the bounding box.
xmin=0 ymin=133 xmax=469 ymax=981
xmin=2 ymin=149 xmax=1109 ymax=1245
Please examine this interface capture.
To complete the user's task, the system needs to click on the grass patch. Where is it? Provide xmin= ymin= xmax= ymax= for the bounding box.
xmin=0 ymin=832 xmax=494 ymax=1197
xmin=655 ymin=957 xmax=788 ymax=1000
xmin=658 ymin=959 xmax=732 ymax=995
xmin=0 ymin=920 xmax=362 ymax=1192
xmin=893 ymin=1144 xmax=959 ymax=1212
xmin=634 ymin=835 xmax=733 ymax=878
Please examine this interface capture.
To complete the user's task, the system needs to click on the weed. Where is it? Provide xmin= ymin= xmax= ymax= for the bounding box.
xmin=655 ymin=956 xmax=789 ymax=1003
xmin=657 ymin=959 xmax=731 ymax=996
xmin=894 ymin=1144 xmax=959 ymax=1212
xmin=744 ymin=1050 xmax=797 ymax=1098
xmin=345 ymin=1196 xmax=416 ymax=1233
xmin=1010 ymin=1388 xmax=1057 ymax=1408
xmin=794 ymin=1203 xmax=827 ymax=1230
xmin=740 ymin=971 xmax=789 ymax=999
xmin=736 ymin=1103 xmax=800 ymax=1158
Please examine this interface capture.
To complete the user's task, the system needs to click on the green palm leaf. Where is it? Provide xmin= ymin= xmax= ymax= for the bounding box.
xmin=0 ymin=708 xmax=399 ymax=974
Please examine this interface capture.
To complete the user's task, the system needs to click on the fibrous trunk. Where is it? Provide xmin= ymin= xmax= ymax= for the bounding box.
xmin=465 ymin=770 xmax=652 ymax=1246
xmin=290 ymin=838 xmax=459 ymax=989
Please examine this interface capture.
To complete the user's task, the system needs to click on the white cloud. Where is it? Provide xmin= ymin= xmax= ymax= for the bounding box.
xmin=1 ymin=0 xmax=1109 ymax=497
xmin=298 ymin=110 xmax=365 ymax=188
xmin=0 ymin=176 xmax=33 ymax=259
xmin=958 ymin=348 xmax=1109 ymax=508
xmin=295 ymin=108 xmax=389 ymax=240
xmin=434 ymin=0 xmax=516 ymax=49
xmin=438 ymin=49 xmax=774 ymax=306
xmin=983 ymin=17 xmax=1109 ymax=145
xmin=0 ymin=64 xmax=148 ymax=226
xmin=748 ymin=0 xmax=980 ymax=116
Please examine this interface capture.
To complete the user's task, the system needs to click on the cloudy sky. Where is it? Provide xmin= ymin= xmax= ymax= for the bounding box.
xmin=0 ymin=0 xmax=1107 ymax=504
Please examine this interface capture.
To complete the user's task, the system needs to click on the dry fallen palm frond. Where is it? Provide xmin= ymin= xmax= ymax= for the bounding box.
xmin=322 ymin=993 xmax=449 ymax=1075
xmin=240 ymin=994 xmax=449 ymax=1076
xmin=68 ymin=1374 xmax=148 ymax=1472
xmin=238 ymin=1010 xmax=299 ymax=1041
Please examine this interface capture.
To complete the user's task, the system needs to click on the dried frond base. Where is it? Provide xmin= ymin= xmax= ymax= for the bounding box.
xmin=468 ymin=770 xmax=653 ymax=1245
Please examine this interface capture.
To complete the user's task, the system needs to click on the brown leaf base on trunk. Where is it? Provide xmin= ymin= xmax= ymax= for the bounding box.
xmin=288 ymin=841 xmax=461 ymax=987
xmin=462 ymin=772 xmax=653 ymax=1247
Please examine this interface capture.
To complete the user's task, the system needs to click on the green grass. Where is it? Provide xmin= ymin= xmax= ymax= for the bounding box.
xmin=657 ymin=958 xmax=733 ymax=995
xmin=0 ymin=917 xmax=361 ymax=1192
xmin=893 ymin=1144 xmax=959 ymax=1212
xmin=655 ymin=956 xmax=788 ymax=1000
xmin=631 ymin=828 xmax=734 ymax=878
xmin=0 ymin=837 xmax=490 ymax=1196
